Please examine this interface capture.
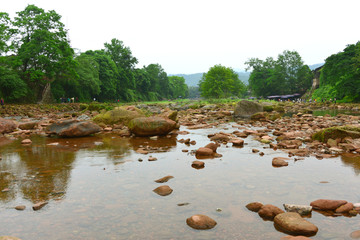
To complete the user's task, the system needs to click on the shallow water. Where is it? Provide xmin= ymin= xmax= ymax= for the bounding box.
xmin=0 ymin=123 xmax=360 ymax=240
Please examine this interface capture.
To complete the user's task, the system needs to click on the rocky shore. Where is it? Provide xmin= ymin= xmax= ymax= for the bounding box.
xmin=1 ymin=100 xmax=360 ymax=239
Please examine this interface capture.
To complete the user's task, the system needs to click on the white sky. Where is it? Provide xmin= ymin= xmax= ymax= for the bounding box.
xmin=3 ymin=0 xmax=360 ymax=74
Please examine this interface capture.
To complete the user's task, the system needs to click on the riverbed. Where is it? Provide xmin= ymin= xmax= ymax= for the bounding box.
xmin=0 ymin=123 xmax=359 ymax=239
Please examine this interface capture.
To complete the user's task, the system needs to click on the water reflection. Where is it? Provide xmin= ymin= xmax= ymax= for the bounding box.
xmin=341 ymin=153 xmax=360 ymax=175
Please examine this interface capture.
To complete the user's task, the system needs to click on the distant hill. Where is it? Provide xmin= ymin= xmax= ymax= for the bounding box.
xmin=171 ymin=71 xmax=250 ymax=87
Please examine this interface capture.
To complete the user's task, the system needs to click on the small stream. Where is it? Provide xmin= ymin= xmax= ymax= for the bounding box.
xmin=0 ymin=123 xmax=359 ymax=240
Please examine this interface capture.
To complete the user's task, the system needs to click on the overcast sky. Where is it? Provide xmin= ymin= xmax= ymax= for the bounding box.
xmin=3 ymin=0 xmax=360 ymax=74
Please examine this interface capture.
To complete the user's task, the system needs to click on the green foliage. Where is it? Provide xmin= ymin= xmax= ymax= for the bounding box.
xmin=246 ymin=50 xmax=312 ymax=97
xmin=314 ymin=42 xmax=360 ymax=102
xmin=168 ymin=76 xmax=188 ymax=99
xmin=0 ymin=57 xmax=27 ymax=101
xmin=199 ymin=65 xmax=246 ymax=99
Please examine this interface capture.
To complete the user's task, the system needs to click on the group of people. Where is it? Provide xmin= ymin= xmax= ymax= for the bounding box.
xmin=60 ymin=97 xmax=77 ymax=103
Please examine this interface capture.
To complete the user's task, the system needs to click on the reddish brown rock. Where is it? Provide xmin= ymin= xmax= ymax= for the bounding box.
xmin=21 ymin=139 xmax=32 ymax=144
xmin=0 ymin=237 xmax=22 ymax=240
xmin=272 ymin=157 xmax=290 ymax=167
xmin=281 ymin=235 xmax=313 ymax=240
xmin=128 ymin=117 xmax=177 ymax=136
xmin=153 ymin=185 xmax=173 ymax=196
xmin=274 ymin=212 xmax=318 ymax=236
xmin=258 ymin=204 xmax=284 ymax=220
xmin=148 ymin=156 xmax=157 ymax=161
xmin=335 ymin=202 xmax=354 ymax=213
xmin=186 ymin=214 xmax=217 ymax=230
xmin=192 ymin=160 xmax=205 ymax=169
xmin=0 ymin=118 xmax=16 ymax=134
xmin=204 ymin=142 xmax=219 ymax=152
xmin=46 ymin=120 xmax=102 ymax=137
xmin=350 ymin=230 xmax=360 ymax=239
xmin=310 ymin=199 xmax=348 ymax=210
xmin=210 ymin=133 xmax=230 ymax=142
xmin=18 ymin=121 xmax=38 ymax=130
xmin=230 ymin=138 xmax=244 ymax=147
xmin=246 ymin=202 xmax=263 ymax=212
xmin=154 ymin=175 xmax=174 ymax=183
xmin=32 ymin=201 xmax=48 ymax=211
xmin=195 ymin=147 xmax=214 ymax=159
xmin=15 ymin=205 xmax=26 ymax=211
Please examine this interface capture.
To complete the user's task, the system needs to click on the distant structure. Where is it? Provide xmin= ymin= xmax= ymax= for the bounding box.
xmin=311 ymin=66 xmax=323 ymax=90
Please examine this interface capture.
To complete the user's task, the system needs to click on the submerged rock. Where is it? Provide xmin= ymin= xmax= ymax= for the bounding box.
xmin=186 ymin=214 xmax=217 ymax=230
xmin=274 ymin=212 xmax=318 ymax=236
xmin=272 ymin=157 xmax=290 ymax=167
xmin=32 ymin=201 xmax=48 ymax=211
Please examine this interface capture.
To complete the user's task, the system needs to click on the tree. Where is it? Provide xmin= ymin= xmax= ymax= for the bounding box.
xmin=85 ymin=50 xmax=118 ymax=101
xmin=168 ymin=76 xmax=188 ymax=99
xmin=245 ymin=50 xmax=312 ymax=97
xmin=313 ymin=42 xmax=360 ymax=102
xmin=12 ymin=5 xmax=76 ymax=102
xmin=144 ymin=63 xmax=170 ymax=99
xmin=0 ymin=12 xmax=14 ymax=54
xmin=199 ymin=64 xmax=246 ymax=98
xmin=104 ymin=38 xmax=138 ymax=101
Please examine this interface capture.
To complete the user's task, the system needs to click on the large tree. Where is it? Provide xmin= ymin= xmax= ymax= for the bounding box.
xmin=246 ymin=50 xmax=312 ymax=97
xmin=12 ymin=5 xmax=76 ymax=102
xmin=313 ymin=42 xmax=360 ymax=102
xmin=168 ymin=76 xmax=188 ymax=99
xmin=199 ymin=64 xmax=246 ymax=98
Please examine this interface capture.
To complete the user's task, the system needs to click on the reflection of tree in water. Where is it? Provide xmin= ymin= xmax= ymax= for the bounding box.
xmin=18 ymin=137 xmax=76 ymax=203
xmin=341 ymin=153 xmax=360 ymax=175
xmin=128 ymin=135 xmax=177 ymax=152
xmin=90 ymin=134 xmax=131 ymax=163
xmin=0 ymin=136 xmax=76 ymax=203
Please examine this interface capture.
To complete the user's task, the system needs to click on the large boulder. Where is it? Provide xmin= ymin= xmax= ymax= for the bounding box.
xmin=46 ymin=120 xmax=102 ymax=137
xmin=0 ymin=118 xmax=16 ymax=134
xmin=312 ymin=125 xmax=360 ymax=143
xmin=274 ymin=212 xmax=318 ymax=236
xmin=234 ymin=100 xmax=263 ymax=118
xmin=128 ymin=117 xmax=176 ymax=136
xmin=93 ymin=106 xmax=144 ymax=125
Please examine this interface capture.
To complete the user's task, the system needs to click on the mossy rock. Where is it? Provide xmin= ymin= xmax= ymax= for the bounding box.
xmin=79 ymin=103 xmax=88 ymax=110
xmin=312 ymin=125 xmax=360 ymax=143
xmin=93 ymin=107 xmax=145 ymax=125
xmin=234 ymin=100 xmax=263 ymax=118
xmin=250 ymin=112 xmax=268 ymax=121
xmin=263 ymin=105 xmax=274 ymax=112
xmin=274 ymin=106 xmax=285 ymax=113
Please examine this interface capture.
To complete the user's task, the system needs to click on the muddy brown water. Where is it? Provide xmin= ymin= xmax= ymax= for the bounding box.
xmin=0 ymin=123 xmax=360 ymax=240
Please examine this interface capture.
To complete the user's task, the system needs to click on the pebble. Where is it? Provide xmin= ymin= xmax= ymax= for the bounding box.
xmin=15 ymin=205 xmax=26 ymax=211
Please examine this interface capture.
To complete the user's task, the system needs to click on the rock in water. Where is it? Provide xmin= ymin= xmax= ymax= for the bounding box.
xmin=154 ymin=175 xmax=174 ymax=183
xmin=32 ymin=201 xmax=48 ymax=211
xmin=153 ymin=185 xmax=173 ymax=196
xmin=258 ymin=204 xmax=284 ymax=220
xmin=192 ymin=160 xmax=205 ymax=169
xmin=310 ymin=199 xmax=347 ymax=210
xmin=186 ymin=214 xmax=217 ymax=230
xmin=234 ymin=100 xmax=263 ymax=118
xmin=0 ymin=118 xmax=16 ymax=134
xmin=246 ymin=202 xmax=263 ymax=212
xmin=128 ymin=117 xmax=176 ymax=136
xmin=274 ymin=212 xmax=318 ymax=236
xmin=46 ymin=120 xmax=102 ymax=137
xmin=283 ymin=204 xmax=312 ymax=216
